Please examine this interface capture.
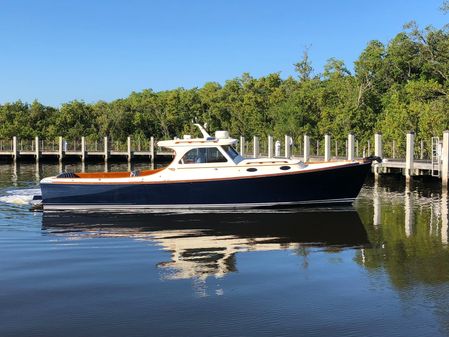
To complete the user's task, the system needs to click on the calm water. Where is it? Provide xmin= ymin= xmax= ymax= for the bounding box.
xmin=1 ymin=163 xmax=449 ymax=337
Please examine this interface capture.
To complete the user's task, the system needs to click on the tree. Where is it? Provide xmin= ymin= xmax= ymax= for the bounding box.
xmin=0 ymin=14 xmax=447 ymax=150
xmin=294 ymin=47 xmax=314 ymax=82
xmin=441 ymin=0 xmax=449 ymax=14
xmin=55 ymin=101 xmax=97 ymax=140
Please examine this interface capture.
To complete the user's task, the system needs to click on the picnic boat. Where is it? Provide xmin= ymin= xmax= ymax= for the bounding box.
xmin=37 ymin=124 xmax=378 ymax=211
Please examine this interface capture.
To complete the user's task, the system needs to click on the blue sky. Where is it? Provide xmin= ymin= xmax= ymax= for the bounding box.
xmin=0 ymin=0 xmax=447 ymax=106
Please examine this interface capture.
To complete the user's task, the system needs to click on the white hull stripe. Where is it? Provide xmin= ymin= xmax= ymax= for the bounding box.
xmin=43 ymin=198 xmax=356 ymax=211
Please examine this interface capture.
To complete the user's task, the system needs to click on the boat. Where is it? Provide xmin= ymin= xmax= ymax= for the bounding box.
xmin=37 ymin=124 xmax=379 ymax=211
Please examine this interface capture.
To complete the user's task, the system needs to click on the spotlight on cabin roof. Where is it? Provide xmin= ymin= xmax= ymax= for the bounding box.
xmin=215 ymin=131 xmax=230 ymax=139
xmin=183 ymin=135 xmax=192 ymax=140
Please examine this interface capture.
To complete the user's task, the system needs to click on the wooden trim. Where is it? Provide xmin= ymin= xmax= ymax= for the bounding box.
xmin=75 ymin=168 xmax=164 ymax=179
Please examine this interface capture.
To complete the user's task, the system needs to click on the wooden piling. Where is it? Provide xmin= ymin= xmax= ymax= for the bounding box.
xmin=240 ymin=136 xmax=245 ymax=156
xmin=81 ymin=137 xmax=86 ymax=162
xmin=150 ymin=136 xmax=155 ymax=163
xmin=335 ymin=140 xmax=338 ymax=158
xmin=127 ymin=136 xmax=132 ymax=162
xmin=12 ymin=136 xmax=18 ymax=161
xmin=268 ymin=135 xmax=273 ymax=158
xmin=405 ymin=131 xmax=415 ymax=180
xmin=374 ymin=133 xmax=382 ymax=158
xmin=35 ymin=136 xmax=40 ymax=161
xmin=104 ymin=136 xmax=109 ymax=162
xmin=324 ymin=134 xmax=331 ymax=162
xmin=253 ymin=136 xmax=259 ymax=158
xmin=284 ymin=135 xmax=291 ymax=158
xmin=374 ymin=133 xmax=382 ymax=175
xmin=58 ymin=136 xmax=64 ymax=161
xmin=303 ymin=134 xmax=310 ymax=163
xmin=347 ymin=133 xmax=355 ymax=161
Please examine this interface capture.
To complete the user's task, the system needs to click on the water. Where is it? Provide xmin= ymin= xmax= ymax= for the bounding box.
xmin=1 ymin=163 xmax=449 ymax=337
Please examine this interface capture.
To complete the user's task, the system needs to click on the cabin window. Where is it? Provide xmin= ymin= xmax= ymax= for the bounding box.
xmin=180 ymin=147 xmax=228 ymax=164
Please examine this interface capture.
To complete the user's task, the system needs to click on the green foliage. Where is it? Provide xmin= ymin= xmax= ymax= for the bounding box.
xmin=294 ymin=47 xmax=314 ymax=81
xmin=442 ymin=0 xmax=449 ymax=14
xmin=0 ymin=22 xmax=447 ymax=144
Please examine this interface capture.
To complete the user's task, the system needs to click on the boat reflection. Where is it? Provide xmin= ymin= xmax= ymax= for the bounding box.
xmin=42 ymin=208 xmax=369 ymax=281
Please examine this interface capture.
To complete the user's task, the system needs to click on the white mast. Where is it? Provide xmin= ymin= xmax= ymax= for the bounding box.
xmin=194 ymin=123 xmax=211 ymax=138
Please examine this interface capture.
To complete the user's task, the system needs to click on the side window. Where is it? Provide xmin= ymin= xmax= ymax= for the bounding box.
xmin=180 ymin=148 xmax=205 ymax=164
xmin=180 ymin=147 xmax=227 ymax=164
xmin=207 ymin=147 xmax=227 ymax=163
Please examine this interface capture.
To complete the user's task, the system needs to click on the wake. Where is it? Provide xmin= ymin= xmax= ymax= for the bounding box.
xmin=0 ymin=188 xmax=41 ymax=205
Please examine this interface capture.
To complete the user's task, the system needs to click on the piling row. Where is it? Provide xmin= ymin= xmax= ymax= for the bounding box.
xmin=1 ymin=131 xmax=449 ymax=185
xmin=237 ymin=131 xmax=449 ymax=186
xmin=1 ymin=136 xmax=157 ymax=163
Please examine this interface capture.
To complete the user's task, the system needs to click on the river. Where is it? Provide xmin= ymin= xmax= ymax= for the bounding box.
xmin=1 ymin=162 xmax=449 ymax=337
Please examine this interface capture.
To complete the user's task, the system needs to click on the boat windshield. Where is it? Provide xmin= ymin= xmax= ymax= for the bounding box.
xmin=222 ymin=145 xmax=243 ymax=164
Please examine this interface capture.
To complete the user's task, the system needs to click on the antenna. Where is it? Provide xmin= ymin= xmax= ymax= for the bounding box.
xmin=194 ymin=123 xmax=211 ymax=138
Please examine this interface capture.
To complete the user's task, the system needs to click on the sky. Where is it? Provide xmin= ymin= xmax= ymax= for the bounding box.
xmin=0 ymin=0 xmax=447 ymax=106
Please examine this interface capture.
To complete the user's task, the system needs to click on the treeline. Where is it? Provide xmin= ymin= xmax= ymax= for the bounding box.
xmin=1 ymin=21 xmax=448 ymax=147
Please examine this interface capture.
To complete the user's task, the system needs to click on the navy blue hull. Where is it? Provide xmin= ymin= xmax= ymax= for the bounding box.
xmin=40 ymin=162 xmax=371 ymax=209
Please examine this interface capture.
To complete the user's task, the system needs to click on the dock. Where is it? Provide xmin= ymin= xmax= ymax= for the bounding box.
xmin=1 ymin=131 xmax=448 ymax=186
xmin=0 ymin=136 xmax=173 ymax=163
xmin=238 ymin=131 xmax=449 ymax=186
